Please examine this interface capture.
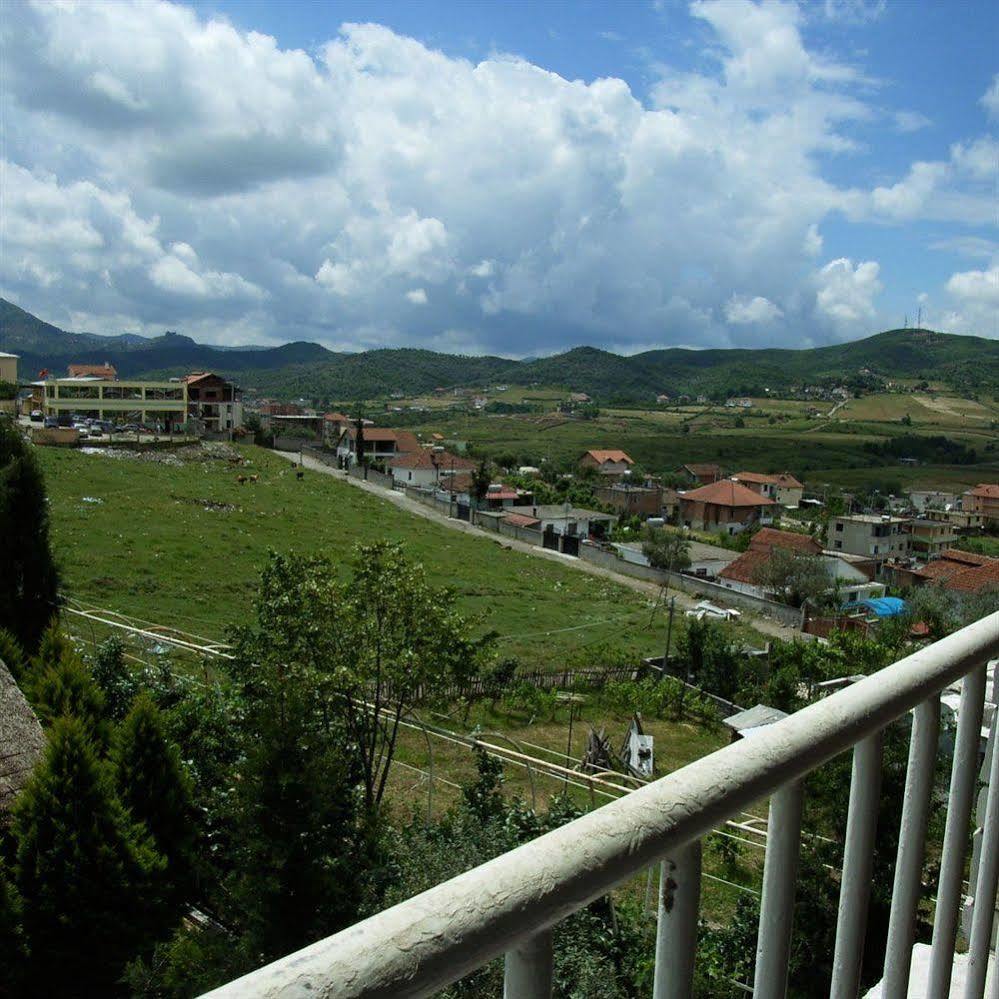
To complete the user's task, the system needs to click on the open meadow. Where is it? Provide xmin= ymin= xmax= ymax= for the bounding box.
xmin=36 ymin=443 xmax=707 ymax=669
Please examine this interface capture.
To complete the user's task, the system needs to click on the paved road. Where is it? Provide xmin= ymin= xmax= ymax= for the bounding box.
xmin=274 ymin=449 xmax=806 ymax=643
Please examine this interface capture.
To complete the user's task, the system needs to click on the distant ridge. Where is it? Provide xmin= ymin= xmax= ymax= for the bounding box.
xmin=2 ymin=297 xmax=996 ymax=401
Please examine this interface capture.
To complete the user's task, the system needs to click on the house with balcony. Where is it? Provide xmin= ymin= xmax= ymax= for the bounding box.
xmin=41 ymin=376 xmax=188 ymax=430
xmin=825 ymin=513 xmax=912 ymax=571
xmin=729 ymin=472 xmax=805 ymax=509
xmin=964 ymin=484 xmax=999 ymax=527
xmin=909 ymin=518 xmax=961 ymax=557
xmin=335 ymin=427 xmax=421 ymax=465
xmin=678 ymin=479 xmax=776 ymax=535
xmin=183 ymin=372 xmax=243 ymax=433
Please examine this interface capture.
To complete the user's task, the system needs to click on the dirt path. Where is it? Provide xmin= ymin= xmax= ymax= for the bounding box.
xmin=274 ymin=450 xmax=806 ymax=643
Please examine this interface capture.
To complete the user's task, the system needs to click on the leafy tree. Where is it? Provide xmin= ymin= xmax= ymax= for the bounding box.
xmin=751 ymin=548 xmax=831 ymax=608
xmin=354 ymin=412 xmax=365 ymax=468
xmin=89 ymin=634 xmax=139 ymax=720
xmin=13 ymin=717 xmax=166 ymax=993
xmin=642 ymin=526 xmax=692 ymax=574
xmin=677 ymin=617 xmax=740 ymax=702
xmin=30 ymin=650 xmax=111 ymax=749
xmin=0 ymin=419 xmax=60 ymax=653
xmin=112 ymin=694 xmax=196 ymax=906
xmin=470 ymin=460 xmax=491 ymax=508
xmin=231 ymin=544 xmax=490 ymax=817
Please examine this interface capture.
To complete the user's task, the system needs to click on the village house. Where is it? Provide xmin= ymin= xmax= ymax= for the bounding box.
xmin=728 ymin=472 xmax=804 ymax=508
xmin=0 ymin=351 xmax=18 ymax=384
xmin=388 ymin=448 xmax=476 ymax=488
xmin=183 ymin=372 xmax=243 ymax=433
xmin=718 ymin=528 xmax=886 ymax=606
xmin=923 ymin=508 xmax=985 ymax=533
xmin=67 ymin=361 xmax=117 ymax=380
xmin=579 ymin=449 xmax=634 ymax=478
xmin=336 ymin=427 xmax=421 ymax=465
xmin=505 ymin=504 xmax=616 ymax=540
xmin=909 ymin=490 xmax=958 ymax=513
xmin=322 ymin=412 xmax=354 ymax=447
xmin=679 ymin=462 xmax=723 ymax=486
xmin=825 ymin=513 xmax=911 ymax=570
xmin=679 ymin=479 xmax=776 ymax=535
xmin=894 ymin=549 xmax=999 ymax=595
xmin=725 ymin=398 xmax=752 ymax=409
xmin=594 ymin=482 xmax=661 ymax=517
xmin=963 ymin=484 xmax=999 ymax=527
xmin=908 ymin=518 xmax=961 ymax=557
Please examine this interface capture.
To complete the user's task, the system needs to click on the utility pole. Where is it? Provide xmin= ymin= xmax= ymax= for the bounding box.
xmin=663 ymin=595 xmax=676 ymax=674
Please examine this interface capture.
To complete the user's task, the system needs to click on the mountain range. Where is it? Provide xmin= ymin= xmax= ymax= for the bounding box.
xmin=2 ymin=297 xmax=997 ymax=403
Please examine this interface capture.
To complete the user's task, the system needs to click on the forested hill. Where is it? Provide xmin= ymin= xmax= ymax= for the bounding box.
xmin=3 ymin=297 xmax=996 ymax=401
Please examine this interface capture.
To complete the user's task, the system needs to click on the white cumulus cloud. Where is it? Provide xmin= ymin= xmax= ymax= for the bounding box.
xmin=815 ymin=258 xmax=882 ymax=327
xmin=724 ymin=295 xmax=783 ymax=324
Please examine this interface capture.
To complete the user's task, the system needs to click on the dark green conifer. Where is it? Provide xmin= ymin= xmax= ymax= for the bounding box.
xmin=14 ymin=717 xmax=165 ymax=993
xmin=0 ymin=421 xmax=59 ymax=653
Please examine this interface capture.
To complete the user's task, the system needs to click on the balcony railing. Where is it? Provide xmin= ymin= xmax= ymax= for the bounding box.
xmin=202 ymin=612 xmax=999 ymax=999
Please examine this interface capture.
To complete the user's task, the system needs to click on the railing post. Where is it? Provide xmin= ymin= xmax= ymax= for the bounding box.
xmin=831 ymin=731 xmax=883 ymax=999
xmin=928 ymin=662 xmax=987 ymax=999
xmin=504 ymin=928 xmax=553 ymax=999
xmin=754 ymin=781 xmax=804 ymax=999
xmin=883 ymin=695 xmax=941 ymax=997
xmin=962 ymin=707 xmax=999 ymax=999
xmin=653 ymin=839 xmax=702 ymax=999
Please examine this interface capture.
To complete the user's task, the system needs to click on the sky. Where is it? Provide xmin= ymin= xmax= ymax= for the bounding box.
xmin=1 ymin=0 xmax=996 ymax=356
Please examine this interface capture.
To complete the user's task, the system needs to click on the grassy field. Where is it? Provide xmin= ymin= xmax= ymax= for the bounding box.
xmin=36 ymin=443 xmax=717 ymax=669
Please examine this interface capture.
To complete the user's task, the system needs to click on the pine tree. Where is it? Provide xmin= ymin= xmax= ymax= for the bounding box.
xmin=90 ymin=634 xmax=139 ymax=720
xmin=112 ymin=693 xmax=196 ymax=904
xmin=14 ymin=717 xmax=166 ymax=993
xmin=0 ymin=626 xmax=25 ymax=682
xmin=30 ymin=652 xmax=110 ymax=749
xmin=0 ymin=421 xmax=59 ymax=653
xmin=0 ymin=861 xmax=26 ymax=993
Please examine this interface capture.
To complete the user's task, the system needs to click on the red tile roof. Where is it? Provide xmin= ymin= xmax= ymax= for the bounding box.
xmin=67 ymin=363 xmax=116 ymax=379
xmin=749 ymin=528 xmax=822 ymax=554
xmin=440 ymin=472 xmax=473 ymax=493
xmin=967 ymin=484 xmax=999 ymax=499
xmin=680 ymin=479 xmax=776 ymax=508
xmin=732 ymin=471 xmax=780 ymax=484
xmin=390 ymin=449 xmax=475 ymax=471
xmin=682 ymin=462 xmax=722 ymax=476
xmin=582 ymin=449 xmax=634 ymax=464
xmin=324 ymin=411 xmax=351 ymax=422
xmin=503 ymin=512 xmax=541 ymax=528
xmin=776 ymin=473 xmax=804 ymax=488
xmin=344 ymin=427 xmax=421 ymax=451
xmin=719 ymin=528 xmax=822 ymax=584
xmin=910 ymin=549 xmax=999 ymax=593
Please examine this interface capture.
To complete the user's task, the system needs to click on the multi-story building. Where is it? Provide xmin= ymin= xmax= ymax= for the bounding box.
xmin=40 ymin=377 xmax=188 ymax=429
xmin=183 ymin=372 xmax=243 ymax=433
xmin=963 ymin=484 xmax=999 ymax=527
xmin=825 ymin=513 xmax=911 ymax=567
xmin=909 ymin=518 xmax=960 ymax=557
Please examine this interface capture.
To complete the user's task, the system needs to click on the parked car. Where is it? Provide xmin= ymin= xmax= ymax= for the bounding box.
xmin=29 ymin=410 xmax=44 ymax=422
xmin=44 ymin=416 xmax=59 ymax=429
xmin=685 ymin=600 xmax=742 ymax=621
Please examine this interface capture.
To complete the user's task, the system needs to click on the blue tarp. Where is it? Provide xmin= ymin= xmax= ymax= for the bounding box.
xmin=856 ymin=596 xmax=907 ymax=617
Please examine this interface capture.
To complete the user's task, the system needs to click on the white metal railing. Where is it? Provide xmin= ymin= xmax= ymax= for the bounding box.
xmin=202 ymin=612 xmax=999 ymax=999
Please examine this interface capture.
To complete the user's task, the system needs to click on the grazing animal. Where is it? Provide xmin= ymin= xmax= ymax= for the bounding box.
xmin=236 ymin=474 xmax=247 ymax=485
xmin=295 ymin=469 xmax=304 ymax=480
xmin=249 ymin=474 xmax=259 ymax=483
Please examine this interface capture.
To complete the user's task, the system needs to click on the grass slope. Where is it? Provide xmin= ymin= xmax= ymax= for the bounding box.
xmin=38 ymin=444 xmax=687 ymax=668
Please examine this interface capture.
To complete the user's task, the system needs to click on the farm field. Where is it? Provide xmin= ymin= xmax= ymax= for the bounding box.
xmin=36 ymin=443 xmax=714 ymax=669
